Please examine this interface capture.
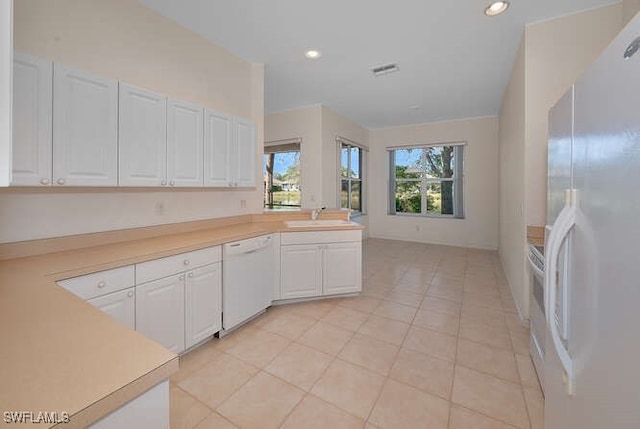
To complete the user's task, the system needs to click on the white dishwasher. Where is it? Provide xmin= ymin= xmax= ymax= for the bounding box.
xmin=222 ymin=234 xmax=275 ymax=332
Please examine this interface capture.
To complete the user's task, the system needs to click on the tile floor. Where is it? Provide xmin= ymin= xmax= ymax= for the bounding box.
xmin=170 ymin=238 xmax=544 ymax=429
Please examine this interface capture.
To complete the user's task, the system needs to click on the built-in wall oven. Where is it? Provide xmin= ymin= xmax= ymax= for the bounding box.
xmin=528 ymin=244 xmax=546 ymax=393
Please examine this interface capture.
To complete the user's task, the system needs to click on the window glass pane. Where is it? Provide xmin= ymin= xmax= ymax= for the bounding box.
xmin=425 ymin=181 xmax=455 ymax=215
xmin=394 ymin=149 xmax=422 ymax=179
xmin=424 ymin=146 xmax=455 ymax=179
xmin=350 ymin=181 xmax=361 ymax=212
xmin=395 ymin=181 xmax=422 ymax=214
xmin=341 ymin=180 xmax=349 ymax=209
xmin=263 ymin=151 xmax=301 ymax=208
xmin=341 ymin=145 xmax=349 ymax=178
xmin=350 ymin=147 xmax=360 ymax=178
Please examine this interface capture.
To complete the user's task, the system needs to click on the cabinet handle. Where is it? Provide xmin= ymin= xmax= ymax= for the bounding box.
xmin=188 ymin=272 xmax=194 ymax=278
xmin=97 ymin=281 xmax=106 ymax=289
xmin=40 ymin=178 xmax=50 ymax=185
xmin=179 ymin=275 xmax=185 ymax=281
xmin=127 ymin=291 xmax=134 ymax=297
xmin=183 ymin=259 xmax=190 ymax=266
xmin=56 ymin=178 xmax=65 ymax=185
xmin=170 ymin=181 xmax=175 ymax=186
xmin=161 ymin=180 xmax=167 ymax=186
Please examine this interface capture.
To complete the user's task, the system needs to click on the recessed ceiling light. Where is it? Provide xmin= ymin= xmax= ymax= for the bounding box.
xmin=304 ymin=50 xmax=322 ymax=59
xmin=484 ymin=0 xmax=510 ymax=16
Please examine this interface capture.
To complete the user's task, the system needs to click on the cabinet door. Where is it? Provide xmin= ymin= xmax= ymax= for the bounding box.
xmin=53 ymin=64 xmax=118 ymax=186
xmin=136 ymin=274 xmax=185 ymax=353
xmin=280 ymin=244 xmax=322 ymax=299
xmin=167 ymin=99 xmax=203 ymax=187
xmin=233 ymin=117 xmax=256 ymax=187
xmin=119 ymin=83 xmax=167 ymax=187
xmin=87 ymin=287 xmax=135 ymax=330
xmin=12 ymin=53 xmax=52 ymax=186
xmin=203 ymin=110 xmax=232 ymax=187
xmin=322 ymin=242 xmax=362 ymax=295
xmin=185 ymin=263 xmax=221 ymax=349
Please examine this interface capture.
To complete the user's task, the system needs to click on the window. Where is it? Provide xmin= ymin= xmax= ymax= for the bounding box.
xmin=340 ymin=141 xmax=365 ymax=213
xmin=389 ymin=144 xmax=464 ymax=218
xmin=263 ymin=140 xmax=301 ymax=209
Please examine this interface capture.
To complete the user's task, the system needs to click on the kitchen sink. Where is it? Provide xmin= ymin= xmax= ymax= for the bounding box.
xmin=285 ymin=220 xmax=350 ymax=228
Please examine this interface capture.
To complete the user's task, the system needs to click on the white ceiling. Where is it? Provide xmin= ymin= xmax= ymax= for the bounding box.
xmin=139 ymin=0 xmax=618 ymax=128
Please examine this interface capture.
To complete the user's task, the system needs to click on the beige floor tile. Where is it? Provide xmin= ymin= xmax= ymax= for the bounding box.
xmin=515 ymin=354 xmax=541 ymax=390
xmin=194 ymin=411 xmax=238 ymax=429
xmin=310 ymin=359 xmax=385 ymax=419
xmin=420 ymin=296 xmax=462 ymax=317
xmin=456 ymin=339 xmax=519 ymax=383
xmin=459 ymin=319 xmax=512 ymax=351
xmin=452 ymin=366 xmax=529 ymax=428
xmin=412 ymin=309 xmax=460 ymax=336
xmin=464 ymin=282 xmax=501 ymax=297
xmin=523 ymin=386 xmax=544 ymax=429
xmin=369 ymin=378 xmax=450 ymax=429
xmin=178 ymin=353 xmax=259 ymax=409
xmin=288 ymin=300 xmax=336 ymax=320
xmin=260 ymin=311 xmax=317 ymax=340
xmin=280 ymin=394 xmax=365 ymax=429
xmin=463 ymin=292 xmax=504 ymax=311
xmin=297 ymin=321 xmax=354 ymax=355
xmin=427 ymin=286 xmax=464 ymax=303
xmin=338 ymin=295 xmax=382 ymax=313
xmin=171 ymin=340 xmax=222 ymax=384
xmin=403 ymin=326 xmax=457 ymax=361
xmin=170 ymin=386 xmax=211 ymax=429
xmin=217 ymin=372 xmax=304 ymax=429
xmin=373 ymin=300 xmax=418 ymax=323
xmin=510 ymin=330 xmax=531 ymax=356
xmin=357 ymin=314 xmax=410 ymax=346
xmin=383 ymin=290 xmax=425 ymax=307
xmin=265 ymin=343 xmax=333 ymax=391
xmin=430 ymin=274 xmax=465 ymax=289
xmin=213 ymin=323 xmax=260 ymax=351
xmin=461 ymin=305 xmax=507 ymax=329
xmin=225 ymin=329 xmax=290 ymax=368
xmin=339 ymin=333 xmax=400 ymax=376
xmin=449 ymin=405 xmax=519 ymax=429
xmin=321 ymin=306 xmax=369 ymax=331
xmin=389 ymin=347 xmax=454 ymax=399
xmin=392 ymin=280 xmax=429 ymax=294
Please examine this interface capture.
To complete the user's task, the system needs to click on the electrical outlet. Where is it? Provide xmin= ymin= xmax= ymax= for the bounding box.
xmin=154 ymin=201 xmax=165 ymax=216
xmin=240 ymin=199 xmax=247 ymax=209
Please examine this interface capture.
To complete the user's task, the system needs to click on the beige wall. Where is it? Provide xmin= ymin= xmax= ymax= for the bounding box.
xmin=624 ymin=0 xmax=640 ymax=22
xmin=0 ymin=1 xmax=11 ymax=187
xmin=499 ymin=39 xmax=527 ymax=316
xmin=368 ymin=116 xmax=499 ymax=250
xmin=498 ymin=3 xmax=623 ymax=318
xmin=1 ymin=0 xmax=264 ymax=243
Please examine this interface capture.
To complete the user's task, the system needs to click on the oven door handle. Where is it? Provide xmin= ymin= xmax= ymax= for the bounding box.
xmin=527 ymin=252 xmax=545 ymax=278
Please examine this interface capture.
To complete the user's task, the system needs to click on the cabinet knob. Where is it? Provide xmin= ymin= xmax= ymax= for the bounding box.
xmin=40 ymin=178 xmax=50 ymax=185
xmin=56 ymin=178 xmax=65 ymax=185
xmin=127 ymin=291 xmax=134 ymax=297
xmin=179 ymin=275 xmax=185 ymax=281
xmin=97 ymin=281 xmax=106 ymax=288
xmin=170 ymin=181 xmax=175 ymax=186
xmin=188 ymin=272 xmax=194 ymax=278
xmin=183 ymin=259 xmax=190 ymax=266
xmin=161 ymin=180 xmax=167 ymax=186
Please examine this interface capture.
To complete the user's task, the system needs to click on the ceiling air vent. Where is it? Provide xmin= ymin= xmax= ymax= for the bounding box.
xmin=371 ymin=63 xmax=399 ymax=77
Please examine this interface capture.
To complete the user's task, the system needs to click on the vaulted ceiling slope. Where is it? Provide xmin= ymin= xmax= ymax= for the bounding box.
xmin=139 ymin=0 xmax=618 ymax=128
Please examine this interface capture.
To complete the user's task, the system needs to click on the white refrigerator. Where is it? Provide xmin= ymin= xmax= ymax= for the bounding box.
xmin=544 ymin=13 xmax=640 ymax=429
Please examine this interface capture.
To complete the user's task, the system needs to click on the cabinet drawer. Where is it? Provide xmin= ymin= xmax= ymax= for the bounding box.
xmin=136 ymin=246 xmax=221 ymax=284
xmin=57 ymin=265 xmax=135 ymax=300
xmin=280 ymin=230 xmax=362 ymax=245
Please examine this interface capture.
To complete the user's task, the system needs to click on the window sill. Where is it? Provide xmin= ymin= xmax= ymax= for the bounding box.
xmin=389 ymin=213 xmax=464 ymax=220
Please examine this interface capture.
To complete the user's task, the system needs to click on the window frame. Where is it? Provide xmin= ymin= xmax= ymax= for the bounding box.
xmin=338 ymin=139 xmax=366 ymax=215
xmin=388 ymin=143 xmax=465 ymax=219
xmin=263 ymin=138 xmax=301 ymax=209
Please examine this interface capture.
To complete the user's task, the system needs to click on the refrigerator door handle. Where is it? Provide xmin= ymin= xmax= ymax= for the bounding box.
xmin=545 ymin=188 xmax=577 ymax=394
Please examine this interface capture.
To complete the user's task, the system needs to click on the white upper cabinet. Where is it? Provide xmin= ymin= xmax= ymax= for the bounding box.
xmin=204 ymin=110 xmax=232 ymax=187
xmin=53 ymin=64 xmax=118 ymax=186
xmin=167 ymin=99 xmax=203 ymax=187
xmin=12 ymin=53 xmax=52 ymax=186
xmin=119 ymin=83 xmax=167 ymax=187
xmin=234 ymin=117 xmax=256 ymax=187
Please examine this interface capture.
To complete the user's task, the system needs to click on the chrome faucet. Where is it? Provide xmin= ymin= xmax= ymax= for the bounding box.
xmin=311 ymin=207 xmax=326 ymax=220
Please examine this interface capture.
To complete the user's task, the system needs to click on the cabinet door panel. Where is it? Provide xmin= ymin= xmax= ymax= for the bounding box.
xmin=204 ymin=110 xmax=232 ymax=187
xmin=53 ymin=65 xmax=118 ymax=186
xmin=136 ymin=274 xmax=185 ymax=353
xmin=185 ymin=263 xmax=221 ymax=349
xmin=87 ymin=288 xmax=135 ymax=330
xmin=119 ymin=83 xmax=167 ymax=186
xmin=323 ymin=242 xmax=362 ymax=295
xmin=234 ymin=117 xmax=256 ymax=187
xmin=280 ymin=244 xmax=322 ymax=299
xmin=167 ymin=99 xmax=203 ymax=187
xmin=12 ymin=53 xmax=52 ymax=186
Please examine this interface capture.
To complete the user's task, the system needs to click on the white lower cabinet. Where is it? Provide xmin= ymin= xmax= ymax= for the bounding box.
xmin=280 ymin=231 xmax=362 ymax=300
xmin=185 ymin=263 xmax=222 ymax=349
xmin=136 ymin=274 xmax=185 ymax=353
xmin=87 ymin=288 xmax=135 ymax=330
